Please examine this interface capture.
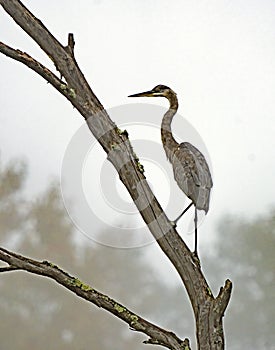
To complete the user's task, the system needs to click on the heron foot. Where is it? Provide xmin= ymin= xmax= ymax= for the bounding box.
xmin=170 ymin=220 xmax=177 ymax=228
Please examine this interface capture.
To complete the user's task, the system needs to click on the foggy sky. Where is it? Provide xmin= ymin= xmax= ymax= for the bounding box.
xmin=1 ymin=0 xmax=275 ymax=247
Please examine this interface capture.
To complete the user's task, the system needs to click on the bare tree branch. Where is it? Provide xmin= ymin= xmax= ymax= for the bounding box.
xmin=0 ymin=41 xmax=73 ymax=99
xmin=0 ymin=1 xmax=232 ymax=349
xmin=0 ymin=265 xmax=21 ymax=272
xmin=0 ymin=247 xmax=190 ymax=350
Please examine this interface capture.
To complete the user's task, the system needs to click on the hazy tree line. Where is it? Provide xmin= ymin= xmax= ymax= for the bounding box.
xmin=0 ymin=156 xmax=274 ymax=350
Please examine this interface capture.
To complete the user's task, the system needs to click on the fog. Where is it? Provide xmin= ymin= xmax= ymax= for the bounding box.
xmin=1 ymin=0 xmax=275 ymax=246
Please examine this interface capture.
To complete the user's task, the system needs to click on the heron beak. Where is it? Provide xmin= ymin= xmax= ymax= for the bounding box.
xmin=128 ymin=90 xmax=155 ymax=98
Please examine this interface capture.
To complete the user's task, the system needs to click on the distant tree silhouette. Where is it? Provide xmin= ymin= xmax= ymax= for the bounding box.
xmin=205 ymin=212 xmax=275 ymax=350
xmin=0 ymin=157 xmax=192 ymax=349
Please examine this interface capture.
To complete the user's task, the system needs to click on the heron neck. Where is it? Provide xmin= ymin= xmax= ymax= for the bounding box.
xmin=161 ymin=97 xmax=179 ymax=159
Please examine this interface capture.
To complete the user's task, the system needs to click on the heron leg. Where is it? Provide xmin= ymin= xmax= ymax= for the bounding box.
xmin=171 ymin=202 xmax=193 ymax=227
xmin=194 ymin=208 xmax=198 ymax=256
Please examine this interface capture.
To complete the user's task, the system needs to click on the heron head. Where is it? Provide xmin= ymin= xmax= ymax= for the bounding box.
xmin=128 ymin=84 xmax=175 ymax=98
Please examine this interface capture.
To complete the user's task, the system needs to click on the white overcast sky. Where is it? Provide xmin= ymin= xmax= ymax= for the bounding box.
xmin=1 ymin=0 xmax=275 ymax=249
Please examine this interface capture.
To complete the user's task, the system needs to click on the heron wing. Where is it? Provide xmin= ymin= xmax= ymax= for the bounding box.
xmin=171 ymin=142 xmax=213 ymax=212
xmin=181 ymin=142 xmax=213 ymax=188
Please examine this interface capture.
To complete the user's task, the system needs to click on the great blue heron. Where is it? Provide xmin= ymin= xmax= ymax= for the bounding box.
xmin=128 ymin=85 xmax=213 ymax=255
